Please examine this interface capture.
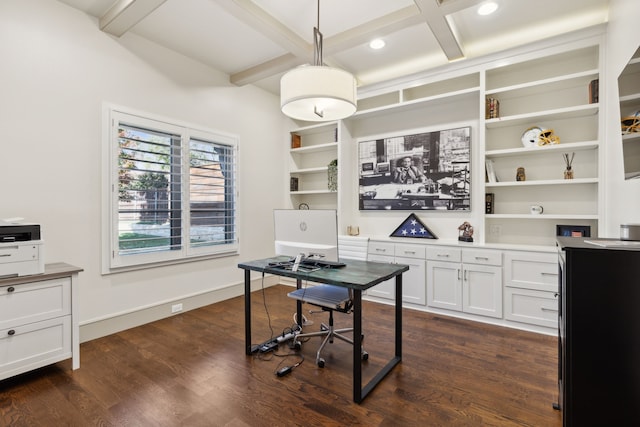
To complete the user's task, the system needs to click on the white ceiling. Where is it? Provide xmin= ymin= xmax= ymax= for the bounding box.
xmin=56 ymin=0 xmax=610 ymax=94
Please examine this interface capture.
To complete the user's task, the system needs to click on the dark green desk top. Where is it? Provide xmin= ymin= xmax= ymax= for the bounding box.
xmin=238 ymin=257 xmax=409 ymax=291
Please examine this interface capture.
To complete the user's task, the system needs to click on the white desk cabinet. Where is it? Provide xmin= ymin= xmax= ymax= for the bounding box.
xmin=367 ymin=241 xmax=426 ymax=305
xmin=0 ymin=263 xmax=82 ymax=381
xmin=427 ymin=247 xmax=503 ymax=318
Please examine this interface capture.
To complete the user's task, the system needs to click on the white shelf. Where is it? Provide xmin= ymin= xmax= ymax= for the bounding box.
xmin=354 ymin=87 xmax=479 ymax=119
xmin=486 ymin=69 xmax=598 ymax=96
xmin=485 ymin=103 xmax=599 ymax=129
xmin=622 ymin=133 xmax=640 ymax=142
xmin=290 ymin=166 xmax=328 ymax=175
xmin=486 ymin=178 xmax=598 ymax=188
xmin=485 ymin=140 xmax=598 ymax=158
xmin=290 ymin=190 xmax=337 ymax=195
xmin=290 ymin=142 xmax=337 ymax=154
xmin=486 ymin=214 xmax=598 ymax=220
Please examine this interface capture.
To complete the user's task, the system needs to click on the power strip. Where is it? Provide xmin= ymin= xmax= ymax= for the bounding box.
xmin=259 ymin=341 xmax=278 ymax=353
xmin=276 ymin=332 xmax=296 ymax=343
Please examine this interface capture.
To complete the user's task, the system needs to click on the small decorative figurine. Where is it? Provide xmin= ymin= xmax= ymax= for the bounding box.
xmin=516 ymin=167 xmax=526 ymax=181
xmin=458 ymin=222 xmax=474 ymax=242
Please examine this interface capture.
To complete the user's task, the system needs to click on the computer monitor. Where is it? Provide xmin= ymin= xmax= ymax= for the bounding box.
xmin=273 ymin=209 xmax=338 ymax=262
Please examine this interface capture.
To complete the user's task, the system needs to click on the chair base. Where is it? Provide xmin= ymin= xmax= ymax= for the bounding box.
xmin=293 ymin=313 xmax=368 ymax=368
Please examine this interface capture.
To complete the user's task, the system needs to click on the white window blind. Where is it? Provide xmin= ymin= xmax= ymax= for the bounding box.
xmin=104 ymin=108 xmax=238 ymax=272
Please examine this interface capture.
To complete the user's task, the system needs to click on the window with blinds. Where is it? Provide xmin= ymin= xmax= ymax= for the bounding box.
xmin=104 ymin=108 xmax=238 ymax=271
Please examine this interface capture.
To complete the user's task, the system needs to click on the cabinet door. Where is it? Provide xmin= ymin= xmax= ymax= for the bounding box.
xmin=427 ymin=261 xmax=461 ymax=311
xmin=366 ymin=254 xmax=395 ymax=300
xmin=395 ymin=256 xmax=425 ymax=305
xmin=463 ymin=264 xmax=502 ymax=318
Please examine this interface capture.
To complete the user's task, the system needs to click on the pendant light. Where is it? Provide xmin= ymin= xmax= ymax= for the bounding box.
xmin=280 ymin=0 xmax=357 ymax=122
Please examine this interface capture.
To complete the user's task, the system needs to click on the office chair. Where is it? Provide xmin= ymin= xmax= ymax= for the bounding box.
xmin=288 ymin=284 xmax=368 ymax=368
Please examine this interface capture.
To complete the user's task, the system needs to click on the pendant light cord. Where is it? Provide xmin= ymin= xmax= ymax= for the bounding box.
xmin=313 ymin=0 xmax=323 ymax=66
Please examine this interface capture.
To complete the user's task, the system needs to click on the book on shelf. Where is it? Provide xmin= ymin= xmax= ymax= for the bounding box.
xmin=485 ymin=159 xmax=498 ymax=183
xmin=291 ymin=134 xmax=301 ymax=149
xmin=290 ymin=177 xmax=299 ymax=191
xmin=485 ymin=193 xmax=494 ymax=214
xmin=588 ymin=79 xmax=599 ymax=104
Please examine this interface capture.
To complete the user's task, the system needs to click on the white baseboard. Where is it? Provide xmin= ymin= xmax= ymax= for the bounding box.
xmin=79 ymin=275 xmax=280 ymax=343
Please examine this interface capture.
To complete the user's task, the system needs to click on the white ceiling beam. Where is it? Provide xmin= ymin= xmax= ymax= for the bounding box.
xmin=99 ymin=0 xmax=168 ymax=37
xmin=414 ymin=0 xmax=465 ymax=61
xmin=230 ymin=5 xmax=425 ymax=86
xmin=214 ymin=0 xmax=311 ymax=60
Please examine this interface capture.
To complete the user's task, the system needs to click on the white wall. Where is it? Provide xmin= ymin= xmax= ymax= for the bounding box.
xmin=0 ymin=0 xmax=286 ymax=338
xmin=603 ymin=0 xmax=640 ymax=236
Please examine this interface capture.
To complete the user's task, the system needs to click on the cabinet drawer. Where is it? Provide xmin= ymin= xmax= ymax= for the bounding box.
xmin=0 ymin=316 xmax=72 ymax=380
xmin=462 ymin=249 xmax=502 ymax=266
xmin=368 ymin=241 xmax=395 ymax=257
xmin=0 ymin=243 xmax=39 ymax=265
xmin=394 ymin=243 xmax=425 ymax=259
xmin=426 ymin=246 xmax=461 ymax=262
xmin=0 ymin=278 xmax=71 ymax=329
xmin=504 ymin=252 xmax=558 ymax=292
xmin=504 ymin=287 xmax=558 ymax=328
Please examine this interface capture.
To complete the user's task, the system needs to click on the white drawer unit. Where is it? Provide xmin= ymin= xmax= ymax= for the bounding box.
xmin=504 ymin=287 xmax=558 ymax=328
xmin=0 ymin=263 xmax=82 ymax=381
xmin=503 ymin=251 xmax=558 ymax=328
xmin=367 ymin=240 xmax=426 ymax=305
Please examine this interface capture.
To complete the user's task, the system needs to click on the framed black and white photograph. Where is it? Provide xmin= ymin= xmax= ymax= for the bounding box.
xmin=358 ymin=126 xmax=471 ymax=211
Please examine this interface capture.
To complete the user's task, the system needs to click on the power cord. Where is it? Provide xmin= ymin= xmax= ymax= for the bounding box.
xmin=274 ymin=353 xmax=304 ymax=377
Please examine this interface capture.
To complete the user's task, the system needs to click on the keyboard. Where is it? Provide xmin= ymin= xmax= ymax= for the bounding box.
xmin=300 ymin=258 xmax=346 ymax=269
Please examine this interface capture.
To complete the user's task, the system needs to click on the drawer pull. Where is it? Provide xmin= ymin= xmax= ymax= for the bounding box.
xmin=541 ymin=307 xmax=559 ymax=313
xmin=8 ymin=329 xmax=16 ymax=336
xmin=475 ymin=256 xmax=489 ymax=261
xmin=375 ymin=248 xmax=387 ymax=253
xmin=437 ymin=254 xmax=450 ymax=258
xmin=541 ymin=272 xmax=557 ymax=276
xmin=7 ymin=286 xmax=15 ymax=293
xmin=0 ymin=254 xmax=12 ymax=257
xmin=403 ymin=251 xmax=416 ymax=255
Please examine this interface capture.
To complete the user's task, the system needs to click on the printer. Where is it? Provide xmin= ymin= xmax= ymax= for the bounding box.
xmin=0 ymin=222 xmax=44 ymax=278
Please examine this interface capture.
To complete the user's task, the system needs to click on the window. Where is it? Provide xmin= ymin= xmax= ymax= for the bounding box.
xmin=103 ymin=107 xmax=238 ymax=272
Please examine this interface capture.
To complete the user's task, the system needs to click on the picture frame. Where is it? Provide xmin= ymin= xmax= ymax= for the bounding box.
xmin=556 ymin=224 xmax=591 ymax=237
xmin=358 ymin=126 xmax=471 ymax=211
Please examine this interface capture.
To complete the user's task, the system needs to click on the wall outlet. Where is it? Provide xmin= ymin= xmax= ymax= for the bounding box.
xmin=489 ymin=225 xmax=502 ymax=236
xmin=171 ymin=303 xmax=183 ymax=313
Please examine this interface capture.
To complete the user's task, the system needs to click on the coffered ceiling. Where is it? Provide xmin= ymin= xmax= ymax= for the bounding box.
xmin=56 ymin=0 xmax=609 ymax=94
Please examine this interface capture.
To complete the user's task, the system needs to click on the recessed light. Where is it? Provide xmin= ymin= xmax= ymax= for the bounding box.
xmin=369 ymin=39 xmax=385 ymax=50
xmin=477 ymin=2 xmax=498 ymax=16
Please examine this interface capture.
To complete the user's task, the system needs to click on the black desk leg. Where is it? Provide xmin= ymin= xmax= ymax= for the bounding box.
xmin=353 ymin=289 xmax=363 ymax=403
xmin=296 ymin=278 xmax=303 ymax=328
xmin=244 ymin=269 xmax=252 ymax=355
xmin=395 ymin=273 xmax=403 ymax=358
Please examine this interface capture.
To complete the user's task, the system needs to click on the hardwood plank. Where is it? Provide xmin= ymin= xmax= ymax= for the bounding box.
xmin=0 ymin=285 xmax=561 ymax=426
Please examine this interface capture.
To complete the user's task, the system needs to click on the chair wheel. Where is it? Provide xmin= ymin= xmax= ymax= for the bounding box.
xmin=317 ymin=358 xmax=325 ymax=368
xmin=293 ymin=342 xmax=301 ymax=351
xmin=362 ymin=351 xmax=369 ymax=361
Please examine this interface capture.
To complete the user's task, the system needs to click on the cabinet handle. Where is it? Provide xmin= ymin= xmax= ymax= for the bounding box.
xmin=541 ymin=307 xmax=558 ymax=313
xmin=437 ymin=254 xmax=450 ymax=258
xmin=464 ymin=270 xmax=468 ymax=281
xmin=8 ymin=329 xmax=15 ymax=336
xmin=375 ymin=248 xmax=387 ymax=253
xmin=541 ymin=272 xmax=557 ymax=276
xmin=403 ymin=251 xmax=416 ymax=255
xmin=457 ymin=269 xmax=461 ymax=280
xmin=475 ymin=256 xmax=489 ymax=261
xmin=7 ymin=286 xmax=15 ymax=293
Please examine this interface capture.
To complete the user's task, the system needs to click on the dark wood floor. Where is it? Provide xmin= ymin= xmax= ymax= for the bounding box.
xmin=1 ymin=285 xmax=561 ymax=426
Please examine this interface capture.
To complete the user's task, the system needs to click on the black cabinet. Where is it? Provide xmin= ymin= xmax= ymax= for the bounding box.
xmin=557 ymin=237 xmax=640 ymax=426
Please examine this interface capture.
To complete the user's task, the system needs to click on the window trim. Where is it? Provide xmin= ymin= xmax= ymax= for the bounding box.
xmin=101 ymin=104 xmax=239 ymax=274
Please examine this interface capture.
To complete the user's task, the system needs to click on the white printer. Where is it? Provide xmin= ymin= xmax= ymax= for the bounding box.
xmin=0 ymin=221 xmax=44 ymax=278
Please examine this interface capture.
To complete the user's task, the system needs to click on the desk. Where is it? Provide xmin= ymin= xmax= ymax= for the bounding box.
xmin=238 ymin=257 xmax=409 ymax=403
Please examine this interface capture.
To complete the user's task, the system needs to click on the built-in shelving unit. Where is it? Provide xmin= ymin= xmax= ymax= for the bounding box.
xmin=285 ymin=32 xmax=605 ymax=248
xmin=483 ymin=44 xmax=601 ymax=246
